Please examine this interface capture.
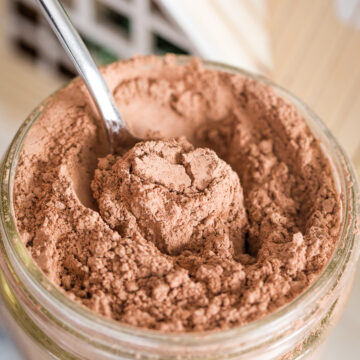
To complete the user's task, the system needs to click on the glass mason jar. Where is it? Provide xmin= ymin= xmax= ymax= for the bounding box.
xmin=0 ymin=58 xmax=359 ymax=360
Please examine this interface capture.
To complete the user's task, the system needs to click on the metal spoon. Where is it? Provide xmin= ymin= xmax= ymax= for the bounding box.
xmin=36 ymin=0 xmax=134 ymax=152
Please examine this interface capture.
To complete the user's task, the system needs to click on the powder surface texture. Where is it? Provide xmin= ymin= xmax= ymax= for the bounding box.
xmin=14 ymin=55 xmax=341 ymax=332
xmin=91 ymin=138 xmax=247 ymax=256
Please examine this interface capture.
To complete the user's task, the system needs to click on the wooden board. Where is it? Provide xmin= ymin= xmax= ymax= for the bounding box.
xmin=269 ymin=0 xmax=360 ymax=160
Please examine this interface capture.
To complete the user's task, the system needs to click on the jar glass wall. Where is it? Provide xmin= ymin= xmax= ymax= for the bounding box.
xmin=0 ymin=58 xmax=359 ymax=360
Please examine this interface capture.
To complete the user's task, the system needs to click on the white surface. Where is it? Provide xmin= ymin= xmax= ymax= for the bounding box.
xmin=334 ymin=0 xmax=360 ymax=28
xmin=160 ymin=0 xmax=271 ymax=73
xmin=324 ymin=268 xmax=360 ymax=360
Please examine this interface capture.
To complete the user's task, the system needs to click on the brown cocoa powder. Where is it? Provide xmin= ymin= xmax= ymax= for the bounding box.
xmin=91 ymin=137 xmax=248 ymax=257
xmin=14 ymin=55 xmax=341 ymax=332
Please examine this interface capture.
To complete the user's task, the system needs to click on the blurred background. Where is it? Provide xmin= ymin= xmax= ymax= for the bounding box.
xmin=0 ymin=0 xmax=360 ymax=359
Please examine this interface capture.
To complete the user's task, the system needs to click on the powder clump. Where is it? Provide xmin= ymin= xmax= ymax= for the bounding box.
xmin=91 ymin=137 xmax=248 ymax=256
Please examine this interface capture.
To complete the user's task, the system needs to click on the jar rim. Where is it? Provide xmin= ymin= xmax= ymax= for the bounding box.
xmin=1 ymin=56 xmax=359 ymax=351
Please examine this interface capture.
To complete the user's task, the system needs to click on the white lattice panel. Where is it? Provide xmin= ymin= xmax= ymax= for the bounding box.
xmin=5 ymin=0 xmax=196 ymax=77
xmin=5 ymin=0 xmax=271 ymax=78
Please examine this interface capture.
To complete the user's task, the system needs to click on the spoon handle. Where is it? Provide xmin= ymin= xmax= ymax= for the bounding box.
xmin=36 ymin=0 xmax=125 ymax=147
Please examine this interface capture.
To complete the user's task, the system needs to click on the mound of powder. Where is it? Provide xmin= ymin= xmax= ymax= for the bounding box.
xmin=14 ymin=55 xmax=341 ymax=332
xmin=91 ymin=137 xmax=247 ymax=256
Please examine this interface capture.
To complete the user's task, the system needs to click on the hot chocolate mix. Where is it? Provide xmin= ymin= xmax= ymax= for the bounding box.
xmin=14 ymin=55 xmax=341 ymax=332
